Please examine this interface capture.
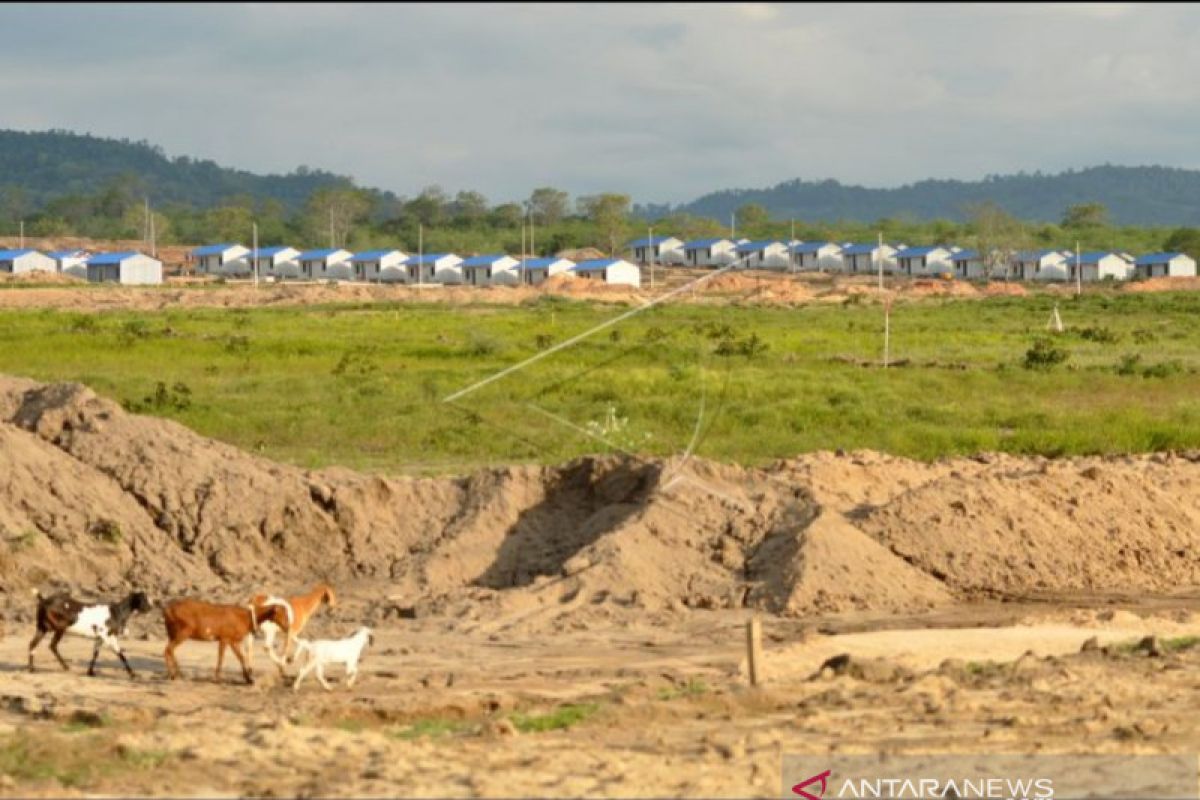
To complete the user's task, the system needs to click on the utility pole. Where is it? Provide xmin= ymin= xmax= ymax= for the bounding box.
xmin=1080 ymin=242 xmax=1089 ymax=298
xmin=252 ymin=222 xmax=259 ymax=289
xmin=648 ymin=225 xmax=655 ymax=290
xmin=143 ymin=198 xmax=150 ymax=246
xmin=149 ymin=204 xmax=157 ymax=258
xmin=877 ymin=230 xmax=884 ymax=290
xmin=521 ymin=220 xmax=526 ymax=284
xmin=18 ymin=220 xmax=23 ymax=249
xmin=418 ymin=223 xmax=423 ymax=287
xmin=329 ymin=207 xmax=335 ymax=249
xmin=730 ymin=211 xmax=736 ymax=240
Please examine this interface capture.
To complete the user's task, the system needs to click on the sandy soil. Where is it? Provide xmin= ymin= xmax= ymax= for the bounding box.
xmin=4 ymin=375 xmax=1200 ymax=796
xmin=2 ymin=600 xmax=1199 ymax=798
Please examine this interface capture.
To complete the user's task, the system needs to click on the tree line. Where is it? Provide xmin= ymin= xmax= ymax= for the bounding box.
xmin=2 ymin=175 xmax=1199 ymax=263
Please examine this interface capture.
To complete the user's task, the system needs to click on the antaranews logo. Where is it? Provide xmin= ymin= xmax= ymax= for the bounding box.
xmin=791 ymin=769 xmax=832 ymax=800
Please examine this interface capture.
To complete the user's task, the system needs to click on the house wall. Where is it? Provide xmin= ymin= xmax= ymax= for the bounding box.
xmin=602 ymin=261 xmax=641 ymax=287
xmin=6 ymin=252 xmax=57 ymax=274
xmin=433 ymin=259 xmax=464 ymax=284
xmin=119 ymin=255 xmax=164 ymax=285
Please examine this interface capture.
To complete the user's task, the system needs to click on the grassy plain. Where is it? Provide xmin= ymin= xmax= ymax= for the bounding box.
xmin=1 ymin=292 xmax=1199 ymax=474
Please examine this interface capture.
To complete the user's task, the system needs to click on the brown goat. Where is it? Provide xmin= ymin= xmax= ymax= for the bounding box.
xmin=162 ymin=598 xmax=290 ymax=684
xmin=250 ymin=583 xmax=337 ymax=671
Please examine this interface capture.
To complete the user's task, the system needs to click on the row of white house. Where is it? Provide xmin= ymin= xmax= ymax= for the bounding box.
xmin=189 ymin=244 xmax=643 ymax=287
xmin=625 ymin=236 xmax=1199 ymax=281
xmin=0 ymin=248 xmax=163 ymax=284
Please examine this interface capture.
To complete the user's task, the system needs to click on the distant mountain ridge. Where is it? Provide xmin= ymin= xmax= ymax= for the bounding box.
xmin=0 ymin=129 xmax=393 ymax=212
xmin=667 ymin=166 xmax=1200 ymax=226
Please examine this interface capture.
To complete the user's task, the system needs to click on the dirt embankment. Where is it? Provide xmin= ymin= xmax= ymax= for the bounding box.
xmin=3 ymin=376 xmax=1200 ymax=629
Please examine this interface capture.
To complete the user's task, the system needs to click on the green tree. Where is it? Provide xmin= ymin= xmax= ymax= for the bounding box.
xmin=404 ymin=185 xmax=449 ymax=228
xmin=1163 ymin=227 xmax=1200 ymax=261
xmin=528 ymin=187 xmax=569 ymax=226
xmin=452 ymin=190 xmax=489 ymax=226
xmin=1061 ymin=202 xmax=1110 ymax=229
xmin=735 ymin=203 xmax=771 ymax=233
xmin=490 ymin=202 xmax=524 ymax=228
xmin=304 ymin=187 xmax=373 ymax=247
xmin=577 ymin=193 xmax=631 ymax=255
xmin=205 ymin=205 xmax=255 ymax=243
xmin=966 ymin=201 xmax=1028 ymax=280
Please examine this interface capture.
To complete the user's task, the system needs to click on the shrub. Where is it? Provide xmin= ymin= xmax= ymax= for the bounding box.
xmin=1023 ymin=338 xmax=1069 ymax=370
xmin=1115 ymin=353 xmax=1142 ymax=376
xmin=1075 ymin=325 xmax=1121 ymax=344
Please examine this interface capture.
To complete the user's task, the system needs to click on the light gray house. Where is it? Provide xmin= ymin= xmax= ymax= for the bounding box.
xmin=85 ymin=251 xmax=163 ymax=285
xmin=1133 ymin=252 xmax=1197 ymax=279
xmin=0 ymin=248 xmax=57 ymax=274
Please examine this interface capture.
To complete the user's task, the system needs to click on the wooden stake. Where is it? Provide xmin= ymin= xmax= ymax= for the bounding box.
xmin=746 ymin=617 xmax=763 ymax=686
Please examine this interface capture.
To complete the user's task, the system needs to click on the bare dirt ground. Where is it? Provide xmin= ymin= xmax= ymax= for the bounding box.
xmin=3 ymin=376 xmax=1200 ymax=797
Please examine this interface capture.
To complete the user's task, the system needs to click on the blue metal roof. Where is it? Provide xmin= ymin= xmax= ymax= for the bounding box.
xmin=1134 ymin=252 xmax=1188 ymax=265
xmin=461 ymin=254 xmax=514 ymax=268
xmin=0 ymin=248 xmax=40 ymax=259
xmin=895 ymin=245 xmax=951 ymax=258
xmin=734 ymin=240 xmax=784 ymax=253
xmin=297 ymin=248 xmax=349 ymax=261
xmin=683 ymin=238 xmax=732 ymax=249
xmin=254 ymin=246 xmax=295 ymax=258
xmin=403 ymin=253 xmax=457 ymax=265
xmin=86 ymin=252 xmax=141 ymax=265
xmin=571 ymin=258 xmax=626 ymax=271
xmin=192 ymin=243 xmax=243 ymax=257
xmin=628 ymin=235 xmax=676 ymax=248
xmin=842 ymin=243 xmax=887 ymax=255
xmin=351 ymin=249 xmax=402 ymax=261
xmin=952 ymin=249 xmax=980 ymax=260
xmin=1015 ymin=249 xmax=1064 ymax=260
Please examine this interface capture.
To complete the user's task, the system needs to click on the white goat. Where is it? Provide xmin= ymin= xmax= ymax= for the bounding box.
xmin=291 ymin=626 xmax=374 ymax=692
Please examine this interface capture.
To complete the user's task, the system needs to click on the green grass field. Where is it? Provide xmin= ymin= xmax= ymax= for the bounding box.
xmin=1 ymin=292 xmax=1199 ymax=474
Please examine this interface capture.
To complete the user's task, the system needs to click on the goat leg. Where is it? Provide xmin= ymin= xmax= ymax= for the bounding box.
xmin=106 ymin=636 xmax=136 ymax=678
xmin=27 ymin=629 xmax=45 ymax=672
xmin=215 ymin=641 xmax=227 ymax=684
xmin=230 ymin=640 xmax=253 ymax=685
xmin=88 ymin=639 xmax=102 ymax=677
xmin=49 ymin=630 xmax=69 ymax=671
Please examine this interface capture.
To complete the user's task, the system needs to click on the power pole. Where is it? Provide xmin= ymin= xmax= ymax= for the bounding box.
xmin=252 ymin=222 xmax=259 ymax=289
xmin=521 ymin=220 xmax=527 ymax=284
xmin=329 ymin=207 xmax=335 ymax=249
xmin=418 ymin=223 xmax=424 ymax=287
xmin=876 ymin=230 xmax=884 ymax=290
xmin=648 ymin=225 xmax=655 ymax=290
xmin=730 ymin=211 xmax=736 ymax=240
xmin=1080 ymin=242 xmax=1089 ymax=298
xmin=149 ymin=204 xmax=157 ymax=258
xmin=18 ymin=220 xmax=23 ymax=249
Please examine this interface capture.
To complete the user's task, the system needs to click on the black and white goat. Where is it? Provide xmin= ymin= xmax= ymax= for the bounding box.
xmin=28 ymin=588 xmax=153 ymax=678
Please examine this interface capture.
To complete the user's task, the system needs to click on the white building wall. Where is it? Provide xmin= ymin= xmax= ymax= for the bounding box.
xmin=119 ymin=254 xmax=164 ymax=285
xmin=432 ymin=257 xmax=464 ymax=284
xmin=4 ymin=251 xmax=57 ymax=274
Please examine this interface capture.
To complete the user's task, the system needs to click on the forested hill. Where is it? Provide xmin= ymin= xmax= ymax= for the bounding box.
xmin=672 ymin=166 xmax=1200 ymax=226
xmin=0 ymin=129 xmax=387 ymax=212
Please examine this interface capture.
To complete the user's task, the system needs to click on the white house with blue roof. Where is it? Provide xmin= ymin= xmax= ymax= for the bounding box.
xmin=571 ymin=258 xmax=641 ymax=288
xmin=1133 ymin=252 xmax=1196 ymax=279
xmin=85 ymin=251 xmax=162 ymax=285
xmin=1066 ymin=252 xmax=1134 ymax=282
xmin=191 ymin=243 xmax=250 ymax=275
xmin=842 ymin=243 xmax=898 ymax=274
xmin=895 ymin=245 xmax=956 ymax=277
xmin=1012 ymin=249 xmax=1069 ymax=281
xmin=789 ymin=242 xmax=843 ymax=271
xmin=519 ymin=257 xmax=575 ymax=285
xmin=628 ymin=235 xmax=683 ymax=266
xmin=405 ymin=253 xmax=463 ymax=284
xmin=950 ymin=249 xmax=989 ymax=280
xmin=461 ymin=254 xmax=521 ymax=286
xmin=298 ymin=248 xmax=354 ymax=280
xmin=0 ymin=248 xmax=56 ymax=275
xmin=48 ymin=250 xmax=90 ymax=278
xmin=250 ymin=246 xmax=301 ymax=279
xmin=682 ymin=238 xmax=737 ymax=268
xmin=352 ymin=249 xmax=407 ymax=282
xmin=734 ymin=240 xmax=790 ymax=270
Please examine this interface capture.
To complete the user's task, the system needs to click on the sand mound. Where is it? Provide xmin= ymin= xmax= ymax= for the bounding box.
xmin=907 ymin=279 xmax=980 ymax=298
xmin=983 ymin=282 xmax=1029 ymax=296
xmin=555 ymin=247 xmax=606 ymax=261
xmin=1123 ymin=277 xmax=1200 ymax=293
xmin=4 ymin=376 xmax=1200 ymax=627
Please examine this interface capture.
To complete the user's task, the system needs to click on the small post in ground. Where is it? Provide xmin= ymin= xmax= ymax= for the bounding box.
xmin=746 ymin=616 xmax=763 ymax=686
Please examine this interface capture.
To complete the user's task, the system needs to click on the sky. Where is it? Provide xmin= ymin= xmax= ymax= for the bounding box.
xmin=2 ymin=3 xmax=1199 ymax=206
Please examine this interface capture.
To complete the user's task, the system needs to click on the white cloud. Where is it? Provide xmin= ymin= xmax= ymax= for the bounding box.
xmin=0 ymin=3 xmax=1198 ymax=204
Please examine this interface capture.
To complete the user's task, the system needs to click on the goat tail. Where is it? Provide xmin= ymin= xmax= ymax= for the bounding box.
xmin=263 ymin=596 xmax=295 ymax=659
xmin=247 ymin=602 xmax=260 ymax=635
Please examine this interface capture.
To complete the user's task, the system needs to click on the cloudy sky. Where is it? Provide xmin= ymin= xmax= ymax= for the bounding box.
xmin=1 ymin=3 xmax=1197 ymax=205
